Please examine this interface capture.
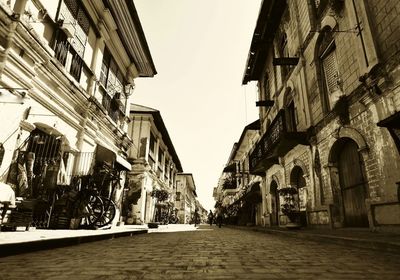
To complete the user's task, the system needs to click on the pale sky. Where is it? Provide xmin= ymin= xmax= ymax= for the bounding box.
xmin=133 ymin=0 xmax=262 ymax=211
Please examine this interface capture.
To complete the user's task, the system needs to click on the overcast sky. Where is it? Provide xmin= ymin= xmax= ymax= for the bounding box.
xmin=133 ymin=0 xmax=262 ymax=211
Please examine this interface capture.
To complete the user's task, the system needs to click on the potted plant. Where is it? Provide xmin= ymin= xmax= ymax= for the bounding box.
xmin=278 ymin=186 xmax=301 ymax=228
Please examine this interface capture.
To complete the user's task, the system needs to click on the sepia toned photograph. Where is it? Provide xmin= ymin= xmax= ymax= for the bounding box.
xmin=0 ymin=0 xmax=399 ymax=279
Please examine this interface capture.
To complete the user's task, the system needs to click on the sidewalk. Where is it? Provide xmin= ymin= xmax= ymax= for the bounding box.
xmin=0 ymin=224 xmax=199 ymax=257
xmin=227 ymin=225 xmax=400 ymax=254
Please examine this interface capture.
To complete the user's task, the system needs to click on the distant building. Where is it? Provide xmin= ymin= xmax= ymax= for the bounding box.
xmin=214 ymin=120 xmax=263 ymax=226
xmin=125 ymin=104 xmax=182 ymax=224
xmin=176 ymin=173 xmax=197 ymax=224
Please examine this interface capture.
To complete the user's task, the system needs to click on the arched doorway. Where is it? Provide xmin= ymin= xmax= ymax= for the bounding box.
xmin=270 ymin=180 xmax=279 ymax=226
xmin=336 ymin=139 xmax=369 ymax=227
xmin=290 ymin=166 xmax=307 ymax=226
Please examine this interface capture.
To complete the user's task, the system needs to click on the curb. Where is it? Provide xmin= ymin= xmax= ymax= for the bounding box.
xmin=0 ymin=229 xmax=148 ymax=258
xmin=228 ymin=226 xmax=400 ymax=254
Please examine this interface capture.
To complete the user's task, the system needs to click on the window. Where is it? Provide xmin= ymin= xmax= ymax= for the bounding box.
xmin=279 ymin=33 xmax=290 ymax=81
xmin=176 ymin=192 xmax=181 ymax=201
xmin=287 ymin=101 xmax=297 ymax=132
xmin=53 ymin=0 xmax=90 ymax=81
xmin=149 ymin=133 xmax=156 ymax=155
xmin=99 ymin=48 xmax=127 ymax=116
xmin=158 ymin=147 xmax=164 ymax=170
xmin=318 ymin=27 xmax=341 ymax=111
xmin=263 ymin=73 xmax=270 ymax=100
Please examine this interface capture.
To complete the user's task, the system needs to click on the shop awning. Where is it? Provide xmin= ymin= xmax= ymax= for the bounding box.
xmin=95 ymin=144 xmax=131 ymax=171
xmin=95 ymin=144 xmax=116 ymax=165
xmin=116 ymin=154 xmax=131 ymax=171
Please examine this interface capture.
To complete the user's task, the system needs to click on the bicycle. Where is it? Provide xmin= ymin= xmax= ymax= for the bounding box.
xmin=92 ymin=168 xmax=120 ymax=228
xmin=68 ymin=175 xmax=104 ymax=228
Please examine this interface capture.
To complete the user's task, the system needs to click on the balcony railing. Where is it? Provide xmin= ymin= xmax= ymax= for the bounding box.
xmin=249 ymin=110 xmax=308 ymax=175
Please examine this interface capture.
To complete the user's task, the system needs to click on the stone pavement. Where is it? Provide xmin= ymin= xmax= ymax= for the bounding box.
xmin=0 ymin=225 xmax=399 ymax=279
xmin=226 ymin=225 xmax=400 ymax=254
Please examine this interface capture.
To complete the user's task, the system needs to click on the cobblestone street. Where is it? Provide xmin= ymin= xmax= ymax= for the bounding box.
xmin=1 ymin=226 xmax=399 ymax=280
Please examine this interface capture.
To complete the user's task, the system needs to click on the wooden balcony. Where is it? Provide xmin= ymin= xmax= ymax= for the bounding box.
xmin=249 ymin=110 xmax=309 ymax=175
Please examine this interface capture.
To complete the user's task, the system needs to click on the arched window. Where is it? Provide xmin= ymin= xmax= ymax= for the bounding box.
xmin=279 ymin=33 xmax=289 ymax=81
xmin=317 ymin=27 xmax=341 ymax=112
xmin=285 ymin=89 xmax=297 ymax=132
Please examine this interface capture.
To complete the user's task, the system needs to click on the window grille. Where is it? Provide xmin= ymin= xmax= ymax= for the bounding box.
xmin=63 ymin=0 xmax=79 ymax=16
xmin=100 ymin=47 xmax=127 ymax=115
xmin=100 ymin=49 xmax=111 ymax=87
xmin=54 ymin=0 xmax=89 ymax=81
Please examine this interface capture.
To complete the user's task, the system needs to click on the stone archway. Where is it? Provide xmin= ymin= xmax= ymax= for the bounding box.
xmin=270 ymin=180 xmax=279 ymax=226
xmin=328 ymin=137 xmax=369 ymax=227
xmin=290 ymin=165 xmax=307 ymax=226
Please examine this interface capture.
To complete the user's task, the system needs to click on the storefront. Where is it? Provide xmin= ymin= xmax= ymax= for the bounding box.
xmin=1 ymin=131 xmax=131 ymax=230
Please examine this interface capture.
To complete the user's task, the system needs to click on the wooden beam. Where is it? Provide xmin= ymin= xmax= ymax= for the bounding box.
xmin=273 ymin=57 xmax=299 ymax=66
xmin=256 ymin=100 xmax=275 ymax=107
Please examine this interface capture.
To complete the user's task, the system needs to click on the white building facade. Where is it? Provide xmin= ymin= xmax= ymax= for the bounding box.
xmin=125 ymin=104 xmax=182 ymax=224
xmin=0 ymin=0 xmax=156 ymax=228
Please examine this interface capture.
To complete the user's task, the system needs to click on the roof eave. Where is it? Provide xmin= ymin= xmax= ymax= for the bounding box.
xmin=242 ymin=0 xmax=287 ymax=84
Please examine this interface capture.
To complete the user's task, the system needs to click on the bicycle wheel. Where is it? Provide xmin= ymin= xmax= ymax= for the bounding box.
xmin=94 ymin=197 xmax=116 ymax=227
xmin=76 ymin=195 xmax=104 ymax=227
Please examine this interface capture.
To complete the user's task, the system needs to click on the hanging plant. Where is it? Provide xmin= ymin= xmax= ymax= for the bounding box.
xmin=151 ymin=189 xmax=169 ymax=202
xmin=222 ymin=175 xmax=236 ymax=190
xmin=333 ymin=95 xmax=349 ymax=124
xmin=278 ymin=186 xmax=300 ymax=221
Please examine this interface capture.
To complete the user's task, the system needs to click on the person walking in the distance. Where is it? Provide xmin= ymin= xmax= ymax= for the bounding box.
xmin=216 ymin=211 xmax=223 ymax=228
xmin=208 ymin=210 xmax=214 ymax=226
xmin=194 ymin=209 xmax=199 ymax=227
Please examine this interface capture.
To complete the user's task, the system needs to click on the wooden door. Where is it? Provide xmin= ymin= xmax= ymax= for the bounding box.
xmin=338 ymin=140 xmax=369 ymax=227
xmin=270 ymin=181 xmax=279 ymax=226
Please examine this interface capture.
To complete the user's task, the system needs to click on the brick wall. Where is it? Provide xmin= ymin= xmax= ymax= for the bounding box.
xmin=367 ymin=0 xmax=400 ymax=67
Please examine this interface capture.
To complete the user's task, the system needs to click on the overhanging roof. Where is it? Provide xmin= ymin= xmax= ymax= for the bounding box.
xmin=130 ymin=104 xmax=182 ymax=172
xmin=104 ymin=0 xmax=157 ymax=78
xmin=236 ymin=119 xmax=260 ymax=150
xmin=242 ymin=0 xmax=287 ymax=84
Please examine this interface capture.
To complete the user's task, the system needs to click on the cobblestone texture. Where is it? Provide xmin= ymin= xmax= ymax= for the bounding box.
xmin=0 ymin=226 xmax=399 ymax=279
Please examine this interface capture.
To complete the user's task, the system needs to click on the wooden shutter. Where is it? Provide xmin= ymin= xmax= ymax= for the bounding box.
xmin=322 ymin=49 xmax=339 ymax=94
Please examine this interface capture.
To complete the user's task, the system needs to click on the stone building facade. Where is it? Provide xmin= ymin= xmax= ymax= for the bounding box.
xmin=243 ymin=0 xmax=400 ymax=230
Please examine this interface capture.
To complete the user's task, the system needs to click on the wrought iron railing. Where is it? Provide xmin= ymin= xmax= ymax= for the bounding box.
xmin=249 ymin=110 xmax=286 ymax=172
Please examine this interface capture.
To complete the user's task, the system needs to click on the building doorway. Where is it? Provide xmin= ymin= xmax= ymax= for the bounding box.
xmin=270 ymin=180 xmax=279 ymax=226
xmin=337 ymin=139 xmax=369 ymax=227
xmin=290 ymin=166 xmax=307 ymax=226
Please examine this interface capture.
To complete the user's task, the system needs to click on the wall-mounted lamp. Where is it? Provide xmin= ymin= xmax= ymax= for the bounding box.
xmin=124 ymin=83 xmax=135 ymax=97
